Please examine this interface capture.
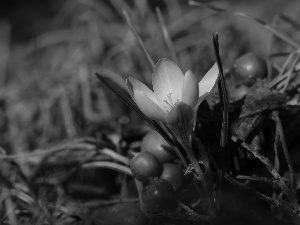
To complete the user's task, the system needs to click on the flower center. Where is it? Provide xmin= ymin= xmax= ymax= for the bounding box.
xmin=163 ymin=93 xmax=180 ymax=113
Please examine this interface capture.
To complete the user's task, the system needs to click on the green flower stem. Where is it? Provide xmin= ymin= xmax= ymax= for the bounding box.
xmin=169 ymin=123 xmax=207 ymax=195
xmin=160 ymin=122 xmax=190 ymax=168
xmin=177 ymin=125 xmax=216 ymax=216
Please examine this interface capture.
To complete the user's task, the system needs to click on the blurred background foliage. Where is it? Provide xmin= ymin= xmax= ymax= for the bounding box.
xmin=0 ymin=0 xmax=299 ymax=154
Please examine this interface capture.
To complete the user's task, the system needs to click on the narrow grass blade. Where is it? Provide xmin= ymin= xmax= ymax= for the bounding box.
xmin=266 ymin=15 xmax=280 ymax=81
xmin=82 ymin=161 xmax=132 ymax=176
xmin=224 ymin=173 xmax=296 ymax=217
xmin=122 ymin=10 xmax=155 ymax=68
xmin=156 ymin=7 xmax=180 ymax=66
xmin=231 ymin=136 xmax=300 ymax=213
xmin=272 ymin=111 xmax=295 ymax=189
xmin=212 ymin=33 xmax=228 ymax=209
xmin=280 ymin=14 xmax=300 ymax=30
xmin=212 ymin=33 xmax=228 ymax=151
xmin=189 ymin=1 xmax=299 ymax=49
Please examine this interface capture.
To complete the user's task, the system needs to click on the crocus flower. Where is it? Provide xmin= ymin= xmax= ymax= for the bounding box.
xmin=126 ymin=58 xmax=219 ymax=124
xmin=127 ymin=59 xmax=218 ymax=184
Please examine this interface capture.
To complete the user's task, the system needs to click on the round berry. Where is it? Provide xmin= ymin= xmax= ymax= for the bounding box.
xmin=160 ymin=163 xmax=183 ymax=191
xmin=228 ymin=84 xmax=249 ymax=101
xmin=233 ymin=52 xmax=267 ymax=86
xmin=141 ymin=130 xmax=175 ymax=164
xmin=130 ymin=151 xmax=162 ymax=183
xmin=142 ymin=179 xmax=177 ymax=214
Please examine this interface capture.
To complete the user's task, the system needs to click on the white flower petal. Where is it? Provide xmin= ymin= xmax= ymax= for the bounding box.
xmin=126 ymin=76 xmax=157 ymax=103
xmin=198 ymin=63 xmax=219 ymax=105
xmin=182 ymin=70 xmax=199 ymax=108
xmin=152 ymin=58 xmax=184 ymax=113
xmin=134 ymin=90 xmax=168 ymax=122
